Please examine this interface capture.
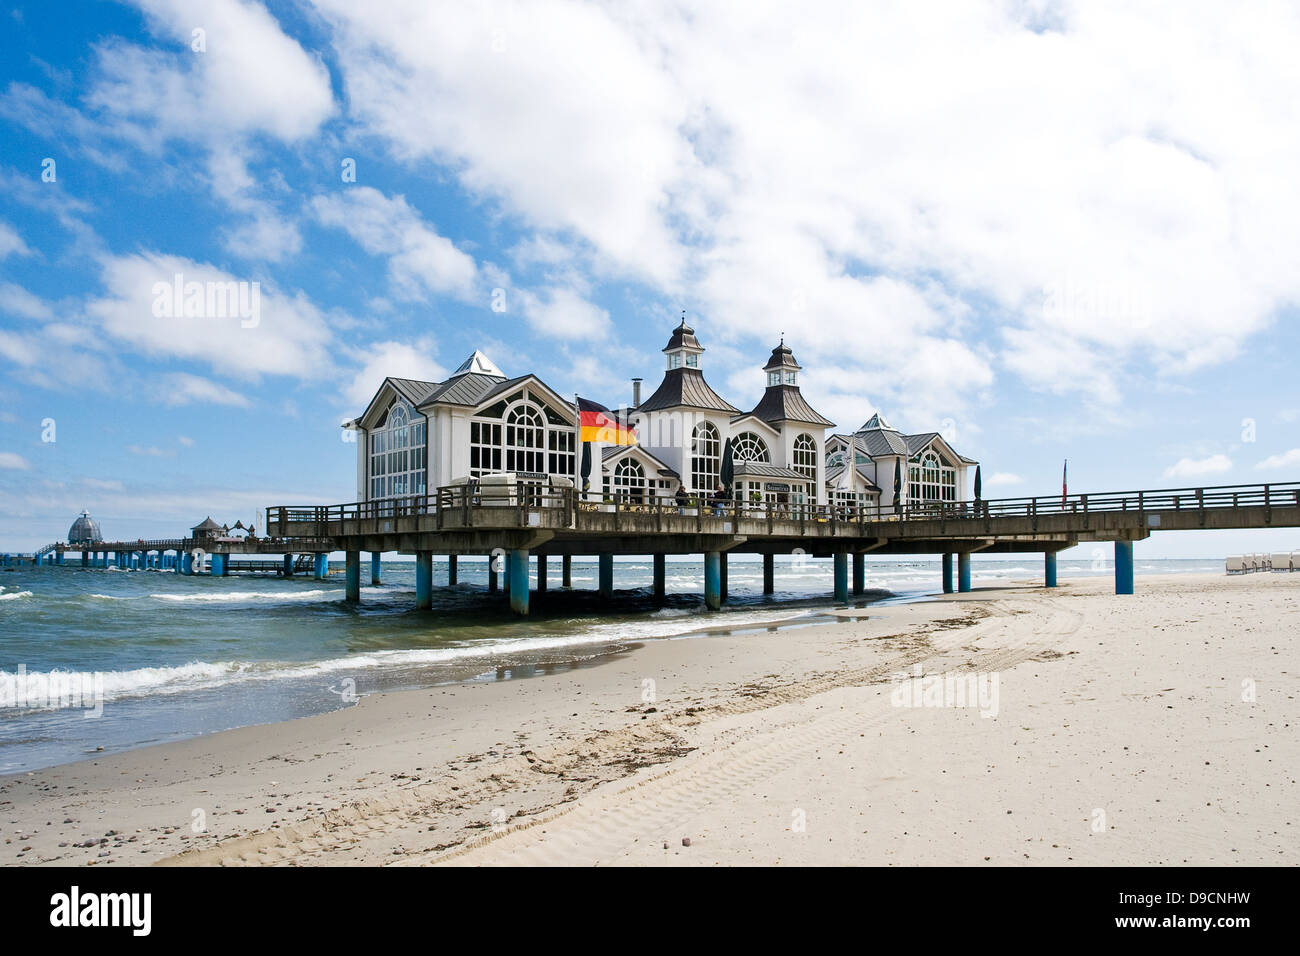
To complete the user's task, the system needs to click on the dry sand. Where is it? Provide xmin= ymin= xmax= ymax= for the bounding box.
xmin=2 ymin=572 xmax=1295 ymax=866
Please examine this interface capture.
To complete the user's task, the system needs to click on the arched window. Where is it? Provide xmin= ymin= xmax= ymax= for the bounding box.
xmin=691 ymin=421 xmax=721 ymax=493
xmin=470 ymin=389 xmax=575 ymax=480
xmin=793 ymin=433 xmax=817 ymax=482
xmin=368 ymin=398 xmax=427 ymax=501
xmin=908 ymin=449 xmax=956 ymax=502
xmin=610 ymin=458 xmax=646 ymax=503
xmin=732 ymin=432 xmax=770 ymax=463
xmin=504 ymin=402 xmax=545 ymax=474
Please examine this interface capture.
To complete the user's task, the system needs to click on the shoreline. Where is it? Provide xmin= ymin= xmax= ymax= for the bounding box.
xmin=2 ymin=571 xmax=1295 ymax=866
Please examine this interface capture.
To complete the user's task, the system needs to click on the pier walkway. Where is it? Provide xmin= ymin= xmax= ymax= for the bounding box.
xmin=260 ymin=480 xmax=1300 ymax=614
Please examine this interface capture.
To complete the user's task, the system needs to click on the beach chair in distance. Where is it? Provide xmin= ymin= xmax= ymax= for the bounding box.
xmin=1225 ymin=555 xmax=1244 ymax=574
xmin=1272 ymin=552 xmax=1290 ymax=572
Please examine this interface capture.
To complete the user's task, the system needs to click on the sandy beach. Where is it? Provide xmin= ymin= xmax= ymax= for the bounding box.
xmin=2 ymin=571 xmax=1295 ymax=867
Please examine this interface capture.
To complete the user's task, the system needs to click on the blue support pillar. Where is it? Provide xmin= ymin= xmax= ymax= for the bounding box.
xmin=415 ymin=551 xmax=433 ymax=610
xmin=210 ymin=552 xmax=226 ymax=576
xmin=80 ymin=551 xmax=88 ymax=568
xmin=958 ymin=552 xmax=972 ymax=592
xmin=1045 ymin=551 xmax=1058 ymax=588
xmin=344 ymin=551 xmax=361 ymax=603
xmin=833 ymin=551 xmax=849 ymax=603
xmin=314 ymin=553 xmax=329 ymax=580
xmin=852 ymin=552 xmax=865 ymax=595
xmin=172 ymin=550 xmax=181 ymax=573
xmin=283 ymin=553 xmax=294 ymax=577
xmin=599 ymin=553 xmax=613 ymax=597
xmin=57 ymin=551 xmax=65 ymax=566
xmin=704 ymin=551 xmax=722 ymax=610
xmin=1115 ymin=540 xmax=1134 ymax=595
xmin=509 ymin=549 xmax=530 ymax=616
xmin=182 ymin=551 xmax=194 ymax=575
xmin=942 ymin=553 xmax=953 ymax=593
xmin=370 ymin=551 xmax=382 ymax=586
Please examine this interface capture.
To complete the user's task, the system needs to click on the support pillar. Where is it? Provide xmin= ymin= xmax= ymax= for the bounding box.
xmin=182 ymin=551 xmax=194 ymax=575
xmin=599 ymin=553 xmax=613 ymax=597
xmin=562 ymin=554 xmax=572 ymax=588
xmin=852 ymin=552 xmax=865 ymax=595
xmin=653 ymin=553 xmax=666 ymax=601
xmin=314 ymin=553 xmax=329 ymax=580
xmin=488 ymin=556 xmax=498 ymax=593
xmin=415 ymin=551 xmax=433 ymax=610
xmin=763 ymin=553 xmax=774 ymax=595
xmin=833 ymin=551 xmax=849 ymax=603
xmin=57 ymin=551 xmax=65 ymax=566
xmin=720 ymin=552 xmax=728 ymax=603
xmin=1115 ymin=540 xmax=1134 ymax=595
xmin=210 ymin=552 xmax=227 ymax=576
xmin=958 ymin=552 xmax=971 ymax=593
xmin=942 ymin=553 xmax=953 ymax=594
xmin=536 ymin=556 xmax=548 ymax=593
xmin=509 ymin=549 xmax=530 ymax=616
xmin=370 ymin=551 xmax=382 ymax=586
xmin=81 ymin=551 xmax=89 ymax=568
xmin=447 ymin=554 xmax=458 ymax=586
xmin=1045 ymin=551 xmax=1058 ymax=588
xmin=344 ymin=551 xmax=361 ymax=603
xmin=283 ymin=553 xmax=294 ymax=577
xmin=704 ymin=550 xmax=722 ymax=610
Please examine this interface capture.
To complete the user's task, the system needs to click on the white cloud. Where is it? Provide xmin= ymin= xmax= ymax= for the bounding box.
xmin=177 ymin=435 xmax=195 ymax=447
xmin=0 ymin=452 xmax=31 ymax=470
xmin=127 ymin=444 xmax=176 ymax=458
xmin=0 ymin=221 xmax=31 ymax=259
xmin=312 ymin=187 xmax=478 ymax=301
xmin=313 ymin=0 xmax=1300 ymax=412
xmin=518 ymin=285 xmax=612 ymax=340
xmin=1165 ymin=454 xmax=1233 ymax=479
xmin=1255 ymin=448 xmax=1300 ymax=471
xmin=85 ymin=251 xmax=337 ymax=380
xmin=161 ymin=373 xmax=251 ymax=408
xmin=986 ymin=472 xmax=1023 ymax=487
xmin=0 ymin=282 xmax=55 ymax=320
xmin=344 ymin=339 xmax=446 ymax=409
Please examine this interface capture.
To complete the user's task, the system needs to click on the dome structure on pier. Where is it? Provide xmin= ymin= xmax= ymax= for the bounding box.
xmin=67 ymin=510 xmax=103 ymax=544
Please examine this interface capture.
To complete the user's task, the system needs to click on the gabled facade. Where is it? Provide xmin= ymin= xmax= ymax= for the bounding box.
xmin=825 ymin=411 xmax=977 ymax=511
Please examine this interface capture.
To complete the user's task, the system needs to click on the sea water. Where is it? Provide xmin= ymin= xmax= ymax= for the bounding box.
xmin=0 ymin=556 xmax=1221 ymax=772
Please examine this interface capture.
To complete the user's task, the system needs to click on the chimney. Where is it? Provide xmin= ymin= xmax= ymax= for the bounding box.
xmin=631 ymin=377 xmax=642 ymax=408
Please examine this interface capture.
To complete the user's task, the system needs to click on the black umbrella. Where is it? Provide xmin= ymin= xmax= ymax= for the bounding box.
xmin=580 ymin=442 xmax=591 ymax=495
xmin=720 ymin=437 xmax=735 ymax=496
xmin=893 ymin=458 xmax=902 ymax=512
xmin=974 ymin=464 xmax=982 ymax=500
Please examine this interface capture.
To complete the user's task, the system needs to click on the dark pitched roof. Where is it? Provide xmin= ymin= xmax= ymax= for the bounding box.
xmin=663 ymin=317 xmax=702 ymax=352
xmin=387 ymin=377 xmax=439 ymax=405
xmin=747 ymin=385 xmax=835 ymax=428
xmin=902 ymin=432 xmax=979 ymax=464
xmin=636 ymin=368 xmax=740 ymax=414
xmin=416 ymin=373 xmax=529 ymax=408
xmin=854 ymin=428 xmax=909 ymax=457
xmin=762 ymin=341 xmax=802 ymax=372
xmin=191 ymin=516 xmax=222 ymax=532
xmin=733 ymin=461 xmax=810 ymax=481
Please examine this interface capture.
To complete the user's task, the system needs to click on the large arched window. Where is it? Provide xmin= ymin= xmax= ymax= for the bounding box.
xmin=469 ymin=388 xmax=575 ymax=480
xmin=368 ymin=398 xmax=427 ymax=501
xmin=732 ymin=432 xmax=770 ymax=463
xmin=908 ymin=450 xmax=956 ymax=502
xmin=505 ymin=402 xmax=545 ymax=474
xmin=793 ymin=433 xmax=817 ymax=482
xmin=691 ymin=421 xmax=721 ymax=493
xmin=610 ymin=458 xmax=646 ymax=503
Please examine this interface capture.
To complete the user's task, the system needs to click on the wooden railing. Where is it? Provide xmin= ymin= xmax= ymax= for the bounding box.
xmin=268 ymin=480 xmax=1300 ymax=535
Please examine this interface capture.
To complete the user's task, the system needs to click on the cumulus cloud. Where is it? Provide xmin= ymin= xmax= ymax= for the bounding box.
xmin=0 ymin=220 xmax=30 ymax=259
xmin=161 ymin=372 xmax=251 ymax=407
xmin=1165 ymin=454 xmax=1233 ymax=479
xmin=986 ymin=472 xmax=1024 ymax=487
xmin=0 ymin=282 xmax=55 ymax=320
xmin=85 ymin=251 xmax=337 ymax=380
xmin=312 ymin=187 xmax=478 ymax=301
xmin=0 ymin=452 xmax=31 ymax=470
xmin=310 ymin=0 xmax=1300 ymax=414
xmin=1255 ymin=448 xmax=1300 ymax=471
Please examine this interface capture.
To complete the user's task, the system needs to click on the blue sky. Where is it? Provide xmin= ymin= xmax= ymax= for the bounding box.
xmin=1 ymin=0 xmax=1298 ymax=557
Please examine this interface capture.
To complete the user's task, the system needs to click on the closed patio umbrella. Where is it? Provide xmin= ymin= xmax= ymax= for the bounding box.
xmin=580 ymin=442 xmax=591 ymax=495
xmin=893 ymin=459 xmax=902 ymax=514
xmin=720 ymin=437 xmax=735 ymax=496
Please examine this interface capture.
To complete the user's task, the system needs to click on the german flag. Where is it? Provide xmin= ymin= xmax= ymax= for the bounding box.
xmin=577 ymin=396 xmax=638 ymax=445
